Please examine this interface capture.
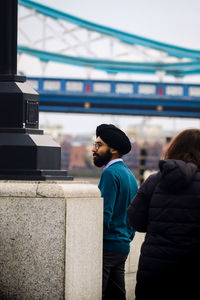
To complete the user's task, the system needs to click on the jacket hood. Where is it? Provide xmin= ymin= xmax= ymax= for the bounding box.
xmin=159 ymin=159 xmax=197 ymax=192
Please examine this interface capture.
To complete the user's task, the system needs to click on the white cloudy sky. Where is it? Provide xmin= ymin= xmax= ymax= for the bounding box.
xmin=28 ymin=0 xmax=200 ymax=135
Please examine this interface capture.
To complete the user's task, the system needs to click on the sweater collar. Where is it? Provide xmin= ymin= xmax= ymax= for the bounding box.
xmin=104 ymin=158 xmax=123 ymax=170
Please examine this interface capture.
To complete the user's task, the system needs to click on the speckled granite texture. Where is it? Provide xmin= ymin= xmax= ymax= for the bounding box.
xmin=0 ymin=181 xmax=103 ymax=300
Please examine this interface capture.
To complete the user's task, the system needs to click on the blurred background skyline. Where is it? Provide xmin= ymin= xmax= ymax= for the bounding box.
xmin=17 ymin=0 xmax=200 ymax=177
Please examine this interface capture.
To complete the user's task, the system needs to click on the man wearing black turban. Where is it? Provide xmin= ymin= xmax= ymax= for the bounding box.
xmin=92 ymin=124 xmax=138 ymax=299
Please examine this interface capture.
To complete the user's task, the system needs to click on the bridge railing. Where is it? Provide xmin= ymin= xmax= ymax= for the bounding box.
xmin=26 ymin=77 xmax=200 ymax=118
xmin=27 ymin=77 xmax=200 ymax=99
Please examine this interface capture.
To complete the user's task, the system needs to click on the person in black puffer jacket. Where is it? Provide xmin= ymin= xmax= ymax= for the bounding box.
xmin=127 ymin=128 xmax=200 ymax=300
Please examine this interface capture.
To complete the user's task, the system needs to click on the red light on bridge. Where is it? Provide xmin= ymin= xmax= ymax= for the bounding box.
xmin=86 ymin=84 xmax=91 ymax=92
xmin=158 ymin=87 xmax=163 ymax=95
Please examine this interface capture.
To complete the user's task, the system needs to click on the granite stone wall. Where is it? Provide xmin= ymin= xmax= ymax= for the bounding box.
xmin=0 ymin=181 xmax=103 ymax=300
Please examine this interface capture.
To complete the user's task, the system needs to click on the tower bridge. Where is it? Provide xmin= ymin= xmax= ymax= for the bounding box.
xmin=18 ymin=0 xmax=200 ymax=80
xmin=28 ymin=77 xmax=200 ymax=118
xmin=17 ymin=0 xmax=200 ymax=119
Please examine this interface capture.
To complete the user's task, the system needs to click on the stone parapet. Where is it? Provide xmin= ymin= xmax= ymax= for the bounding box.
xmin=0 ymin=181 xmax=103 ymax=300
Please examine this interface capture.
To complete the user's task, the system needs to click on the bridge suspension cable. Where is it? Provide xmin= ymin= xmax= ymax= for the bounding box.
xmin=18 ymin=0 xmax=200 ymax=79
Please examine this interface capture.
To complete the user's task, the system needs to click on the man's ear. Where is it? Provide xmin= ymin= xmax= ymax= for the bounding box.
xmin=110 ymin=148 xmax=118 ymax=155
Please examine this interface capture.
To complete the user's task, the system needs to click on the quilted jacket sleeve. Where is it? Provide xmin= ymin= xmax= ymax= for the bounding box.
xmin=127 ymin=173 xmax=158 ymax=232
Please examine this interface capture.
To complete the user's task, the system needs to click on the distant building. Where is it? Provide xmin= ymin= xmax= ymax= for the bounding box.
xmin=124 ymin=140 xmax=163 ymax=177
xmin=162 ymin=136 xmax=172 ymax=155
xmin=144 ymin=141 xmax=163 ymax=170
xmin=126 ymin=121 xmax=174 ymax=145
xmin=60 ymin=139 xmax=71 ymax=170
xmin=68 ymin=145 xmax=88 ymax=170
xmin=123 ymin=141 xmax=140 ymax=170
xmin=60 ymin=133 xmax=94 ymax=173
xmin=40 ymin=120 xmax=172 ymax=178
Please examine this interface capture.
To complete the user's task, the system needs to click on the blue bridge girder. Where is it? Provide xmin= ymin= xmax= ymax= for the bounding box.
xmin=18 ymin=1 xmax=200 ymax=77
xmin=19 ymin=0 xmax=200 ymax=60
xmin=18 ymin=46 xmax=200 ymax=77
xmin=27 ymin=77 xmax=200 ymax=118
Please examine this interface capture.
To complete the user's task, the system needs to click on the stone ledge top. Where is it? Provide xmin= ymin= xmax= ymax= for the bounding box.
xmin=0 ymin=181 xmax=101 ymax=198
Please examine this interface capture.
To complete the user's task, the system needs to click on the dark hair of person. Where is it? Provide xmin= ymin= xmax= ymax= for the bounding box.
xmin=163 ymin=128 xmax=200 ymax=166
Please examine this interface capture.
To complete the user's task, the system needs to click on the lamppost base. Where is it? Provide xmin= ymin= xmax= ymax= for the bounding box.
xmin=0 ymin=1 xmax=73 ymax=181
xmin=0 ymin=169 xmax=73 ymax=181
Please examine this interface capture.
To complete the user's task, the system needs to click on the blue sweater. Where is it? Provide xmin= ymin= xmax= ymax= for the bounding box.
xmin=98 ymin=161 xmax=138 ymax=254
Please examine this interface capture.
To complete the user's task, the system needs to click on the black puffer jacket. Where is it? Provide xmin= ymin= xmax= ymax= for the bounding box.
xmin=127 ymin=159 xmax=200 ymax=300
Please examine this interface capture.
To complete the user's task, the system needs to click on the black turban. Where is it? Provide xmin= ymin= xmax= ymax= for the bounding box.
xmin=96 ymin=124 xmax=131 ymax=155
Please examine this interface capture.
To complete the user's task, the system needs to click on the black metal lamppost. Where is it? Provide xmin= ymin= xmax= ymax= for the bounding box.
xmin=139 ymin=148 xmax=147 ymax=185
xmin=0 ymin=0 xmax=71 ymax=180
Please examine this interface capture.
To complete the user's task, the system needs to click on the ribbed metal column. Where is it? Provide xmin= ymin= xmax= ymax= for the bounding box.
xmin=139 ymin=148 xmax=147 ymax=185
xmin=0 ymin=0 xmax=17 ymax=75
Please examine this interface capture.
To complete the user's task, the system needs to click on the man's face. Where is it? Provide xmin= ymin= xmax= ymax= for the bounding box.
xmin=92 ymin=137 xmax=112 ymax=167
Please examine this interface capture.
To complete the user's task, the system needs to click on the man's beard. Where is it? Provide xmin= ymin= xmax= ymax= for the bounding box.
xmin=93 ymin=149 xmax=112 ymax=167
